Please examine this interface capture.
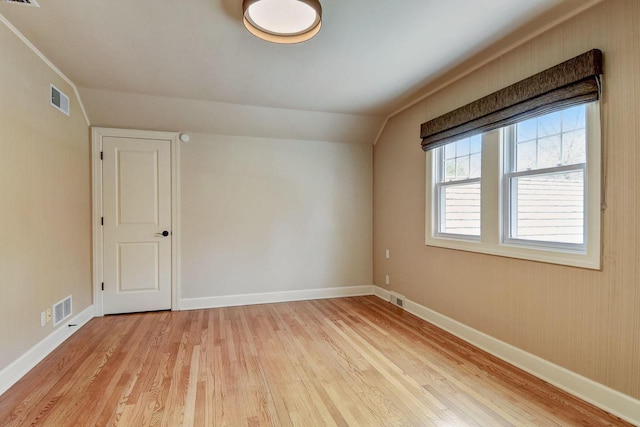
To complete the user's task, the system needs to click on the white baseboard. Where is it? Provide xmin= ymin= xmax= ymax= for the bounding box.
xmin=0 ymin=304 xmax=95 ymax=397
xmin=180 ymin=285 xmax=374 ymax=311
xmin=373 ymin=285 xmax=391 ymax=301
xmin=372 ymin=286 xmax=639 ymax=425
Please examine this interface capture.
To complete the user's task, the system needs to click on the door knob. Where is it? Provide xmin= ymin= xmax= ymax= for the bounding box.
xmin=155 ymin=230 xmax=170 ymax=237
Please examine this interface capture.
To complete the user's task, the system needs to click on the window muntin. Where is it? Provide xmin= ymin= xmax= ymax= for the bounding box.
xmin=443 ymin=135 xmax=482 ymax=181
xmin=435 ymin=135 xmax=482 ymax=238
xmin=514 ymin=105 xmax=587 ymax=171
xmin=505 ymin=105 xmax=587 ymax=249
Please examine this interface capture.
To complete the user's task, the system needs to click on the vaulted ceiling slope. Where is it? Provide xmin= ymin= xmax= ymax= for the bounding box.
xmin=0 ymin=0 xmax=595 ymax=144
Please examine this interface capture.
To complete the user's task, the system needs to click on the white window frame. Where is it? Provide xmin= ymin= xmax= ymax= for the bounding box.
xmin=425 ymin=102 xmax=601 ymax=270
xmin=502 ymin=121 xmax=587 ymax=252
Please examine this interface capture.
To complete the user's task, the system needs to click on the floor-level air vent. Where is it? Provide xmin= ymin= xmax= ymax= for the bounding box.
xmin=50 ymin=84 xmax=70 ymax=116
xmin=390 ymin=292 xmax=405 ymax=309
xmin=53 ymin=296 xmax=72 ymax=327
xmin=2 ymin=0 xmax=40 ymax=7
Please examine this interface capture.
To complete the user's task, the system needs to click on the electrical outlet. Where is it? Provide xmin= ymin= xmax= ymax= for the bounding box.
xmin=46 ymin=308 xmax=52 ymax=323
xmin=40 ymin=311 xmax=46 ymax=327
xmin=385 ymin=249 xmax=390 ymax=259
xmin=385 ymin=275 xmax=390 ymax=285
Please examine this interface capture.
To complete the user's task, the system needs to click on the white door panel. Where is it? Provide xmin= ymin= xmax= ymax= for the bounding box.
xmin=102 ymin=136 xmax=172 ymax=314
xmin=117 ymin=242 xmax=159 ymax=292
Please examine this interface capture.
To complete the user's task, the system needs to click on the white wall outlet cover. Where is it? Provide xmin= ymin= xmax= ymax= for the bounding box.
xmin=385 ymin=275 xmax=390 ymax=285
xmin=385 ymin=249 xmax=390 ymax=259
xmin=40 ymin=311 xmax=46 ymax=327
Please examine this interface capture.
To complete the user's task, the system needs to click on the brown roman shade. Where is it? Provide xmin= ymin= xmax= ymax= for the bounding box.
xmin=421 ymin=49 xmax=603 ymax=151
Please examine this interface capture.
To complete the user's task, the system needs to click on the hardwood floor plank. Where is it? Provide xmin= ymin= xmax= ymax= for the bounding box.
xmin=0 ymin=296 xmax=633 ymax=426
xmin=276 ymin=303 xmax=408 ymax=425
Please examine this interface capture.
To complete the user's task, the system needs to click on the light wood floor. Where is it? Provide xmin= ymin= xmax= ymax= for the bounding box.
xmin=0 ymin=296 xmax=631 ymax=426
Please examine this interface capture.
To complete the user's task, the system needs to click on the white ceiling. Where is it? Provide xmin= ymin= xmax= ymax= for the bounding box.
xmin=1 ymin=0 xmax=585 ymax=143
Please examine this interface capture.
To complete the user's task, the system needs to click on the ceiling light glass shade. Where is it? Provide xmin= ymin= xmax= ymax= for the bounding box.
xmin=243 ymin=0 xmax=322 ymax=44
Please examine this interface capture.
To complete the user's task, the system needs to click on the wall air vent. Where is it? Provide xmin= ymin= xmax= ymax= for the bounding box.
xmin=389 ymin=292 xmax=405 ymax=309
xmin=50 ymin=84 xmax=70 ymax=116
xmin=2 ymin=0 xmax=40 ymax=6
xmin=53 ymin=295 xmax=72 ymax=327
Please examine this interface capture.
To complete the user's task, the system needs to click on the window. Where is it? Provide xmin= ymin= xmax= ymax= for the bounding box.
xmin=504 ymin=105 xmax=587 ymax=249
xmin=434 ymin=135 xmax=482 ymax=237
xmin=426 ymin=103 xmax=601 ymax=269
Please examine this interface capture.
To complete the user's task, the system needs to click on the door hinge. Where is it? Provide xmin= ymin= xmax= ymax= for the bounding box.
xmin=100 ymin=151 xmax=103 ymax=160
xmin=101 ymin=217 xmax=104 ymax=225
xmin=101 ymin=282 xmax=104 ymax=291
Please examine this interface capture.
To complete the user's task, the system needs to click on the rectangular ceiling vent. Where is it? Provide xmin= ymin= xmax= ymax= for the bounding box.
xmin=53 ymin=295 xmax=72 ymax=327
xmin=50 ymin=84 xmax=70 ymax=116
xmin=2 ymin=0 xmax=40 ymax=6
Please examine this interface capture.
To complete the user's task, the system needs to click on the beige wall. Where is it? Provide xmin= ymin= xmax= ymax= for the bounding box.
xmin=0 ymin=23 xmax=91 ymax=371
xmin=373 ymin=0 xmax=640 ymax=399
xmin=181 ymin=134 xmax=372 ymax=299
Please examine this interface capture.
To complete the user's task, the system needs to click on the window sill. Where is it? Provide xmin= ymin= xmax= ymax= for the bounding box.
xmin=424 ymin=235 xmax=600 ymax=270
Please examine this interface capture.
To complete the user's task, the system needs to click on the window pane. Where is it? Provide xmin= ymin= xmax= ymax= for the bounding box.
xmin=469 ymin=134 xmax=482 ymax=154
xmin=445 ymin=143 xmax=456 ymax=160
xmin=516 ymin=140 xmax=537 ymax=171
xmin=456 ymin=139 xmax=470 ymax=157
xmin=456 ymin=157 xmax=469 ymax=177
xmin=562 ymin=105 xmax=586 ymax=132
xmin=537 ymin=111 xmax=562 ymax=137
xmin=445 ymin=159 xmax=456 ymax=180
xmin=441 ymin=183 xmax=481 ymax=236
xmin=537 ymin=135 xmax=562 ymax=168
xmin=516 ymin=118 xmax=537 ymax=142
xmin=510 ymin=170 xmax=584 ymax=244
xmin=562 ymin=129 xmax=586 ymax=164
xmin=469 ymin=153 xmax=481 ymax=178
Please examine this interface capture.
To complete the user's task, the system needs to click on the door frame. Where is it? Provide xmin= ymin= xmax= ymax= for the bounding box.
xmin=92 ymin=127 xmax=181 ymax=316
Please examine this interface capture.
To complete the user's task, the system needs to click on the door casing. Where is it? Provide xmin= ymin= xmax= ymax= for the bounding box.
xmin=92 ymin=127 xmax=181 ymax=316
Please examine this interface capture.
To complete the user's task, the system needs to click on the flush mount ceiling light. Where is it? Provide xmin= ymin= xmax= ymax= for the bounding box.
xmin=243 ymin=0 xmax=322 ymax=44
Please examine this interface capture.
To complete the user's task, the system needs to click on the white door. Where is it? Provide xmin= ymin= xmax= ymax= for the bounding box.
xmin=102 ymin=136 xmax=172 ymax=314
